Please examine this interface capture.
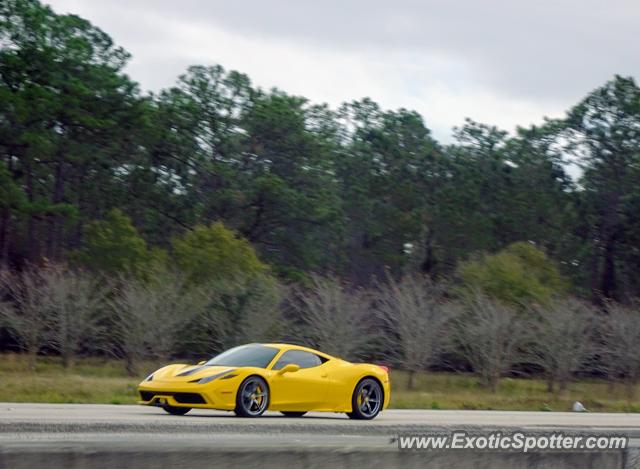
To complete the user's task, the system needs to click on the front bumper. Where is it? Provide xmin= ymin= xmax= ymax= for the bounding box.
xmin=138 ymin=380 xmax=237 ymax=410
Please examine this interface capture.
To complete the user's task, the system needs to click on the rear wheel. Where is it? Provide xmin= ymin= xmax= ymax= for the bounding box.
xmin=234 ymin=376 xmax=269 ymax=417
xmin=346 ymin=378 xmax=383 ymax=420
xmin=162 ymin=405 xmax=191 ymax=415
xmin=280 ymin=411 xmax=307 ymax=417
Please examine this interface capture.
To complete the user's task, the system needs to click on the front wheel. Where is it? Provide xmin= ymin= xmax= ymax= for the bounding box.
xmin=280 ymin=411 xmax=307 ymax=417
xmin=346 ymin=378 xmax=383 ymax=420
xmin=235 ymin=376 xmax=269 ymax=417
xmin=162 ymin=405 xmax=191 ymax=415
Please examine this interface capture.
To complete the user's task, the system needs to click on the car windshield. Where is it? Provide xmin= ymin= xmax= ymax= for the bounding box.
xmin=205 ymin=344 xmax=280 ymax=368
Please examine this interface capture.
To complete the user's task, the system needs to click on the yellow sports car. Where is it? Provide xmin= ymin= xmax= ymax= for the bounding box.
xmin=138 ymin=343 xmax=391 ymax=419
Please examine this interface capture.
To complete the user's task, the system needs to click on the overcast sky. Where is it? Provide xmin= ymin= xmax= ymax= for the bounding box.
xmin=45 ymin=0 xmax=640 ymax=142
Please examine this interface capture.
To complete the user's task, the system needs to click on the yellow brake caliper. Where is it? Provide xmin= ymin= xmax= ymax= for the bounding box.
xmin=256 ymin=385 xmax=263 ymax=406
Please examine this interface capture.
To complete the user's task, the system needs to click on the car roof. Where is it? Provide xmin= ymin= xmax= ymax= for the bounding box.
xmin=261 ymin=343 xmax=336 ymax=360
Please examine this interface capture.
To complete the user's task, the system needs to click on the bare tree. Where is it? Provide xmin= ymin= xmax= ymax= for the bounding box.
xmin=0 ymin=266 xmax=111 ymax=369
xmin=451 ymin=292 xmax=530 ymax=392
xmin=111 ymin=272 xmax=210 ymax=375
xmin=0 ymin=268 xmax=50 ymax=370
xmin=290 ymin=274 xmax=371 ymax=360
xmin=529 ymin=298 xmax=597 ymax=393
xmin=375 ymin=275 xmax=450 ymax=389
xmin=209 ymin=275 xmax=283 ymax=349
xmin=600 ymin=301 xmax=640 ymax=398
xmin=40 ymin=267 xmax=110 ymax=368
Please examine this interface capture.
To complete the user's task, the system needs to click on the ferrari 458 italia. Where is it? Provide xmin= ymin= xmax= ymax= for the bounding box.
xmin=138 ymin=343 xmax=391 ymax=419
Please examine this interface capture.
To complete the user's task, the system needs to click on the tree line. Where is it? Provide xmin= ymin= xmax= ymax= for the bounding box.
xmin=1 ymin=0 xmax=640 ymax=389
xmin=2 ymin=0 xmax=640 ymax=300
xmin=1 ymin=261 xmax=639 ymax=395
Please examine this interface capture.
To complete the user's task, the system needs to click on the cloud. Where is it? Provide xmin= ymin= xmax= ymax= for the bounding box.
xmin=44 ymin=0 xmax=640 ymax=141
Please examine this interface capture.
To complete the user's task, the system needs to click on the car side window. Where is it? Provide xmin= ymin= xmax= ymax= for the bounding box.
xmin=272 ymin=350 xmax=324 ymax=370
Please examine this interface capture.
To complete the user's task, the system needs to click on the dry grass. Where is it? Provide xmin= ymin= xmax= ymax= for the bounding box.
xmin=390 ymin=370 xmax=640 ymax=413
xmin=0 ymin=353 xmax=639 ymax=411
xmin=0 ymin=354 xmax=161 ymax=404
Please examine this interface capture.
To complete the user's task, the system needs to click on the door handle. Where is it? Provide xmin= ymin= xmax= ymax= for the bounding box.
xmin=320 ymin=373 xmax=328 ymax=378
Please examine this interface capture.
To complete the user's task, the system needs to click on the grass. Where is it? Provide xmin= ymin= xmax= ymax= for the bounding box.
xmin=390 ymin=371 xmax=640 ymax=413
xmin=0 ymin=354 xmax=158 ymax=405
xmin=1 ymin=353 xmax=639 ymax=412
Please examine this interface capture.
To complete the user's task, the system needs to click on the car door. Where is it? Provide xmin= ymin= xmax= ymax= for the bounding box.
xmin=268 ymin=350 xmax=330 ymax=411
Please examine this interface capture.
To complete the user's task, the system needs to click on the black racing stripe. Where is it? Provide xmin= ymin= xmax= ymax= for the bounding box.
xmin=176 ymin=365 xmax=207 ymax=377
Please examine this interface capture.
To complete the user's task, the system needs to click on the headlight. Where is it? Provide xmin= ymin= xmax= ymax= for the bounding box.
xmin=192 ymin=369 xmax=236 ymax=384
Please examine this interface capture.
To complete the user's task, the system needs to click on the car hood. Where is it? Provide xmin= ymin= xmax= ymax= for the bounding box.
xmin=152 ymin=364 xmax=236 ymax=382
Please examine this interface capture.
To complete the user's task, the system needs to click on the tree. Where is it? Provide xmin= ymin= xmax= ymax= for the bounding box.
xmin=0 ymin=267 xmax=49 ymax=369
xmin=289 ymin=275 xmax=372 ymax=360
xmin=563 ymin=76 xmax=640 ymax=300
xmin=451 ymin=293 xmax=530 ymax=392
xmin=235 ymin=91 xmax=343 ymax=277
xmin=0 ymin=0 xmax=145 ymax=265
xmin=39 ymin=266 xmax=109 ymax=368
xmin=457 ymin=242 xmax=568 ymax=307
xmin=336 ymin=101 xmax=440 ymax=282
xmin=196 ymin=274 xmax=283 ymax=351
xmin=530 ymin=298 xmax=597 ymax=392
xmin=431 ymin=120 xmax=573 ymax=278
xmin=109 ymin=271 xmax=209 ymax=375
xmin=148 ymin=68 xmax=343 ymax=279
xmin=172 ymin=222 xmax=268 ymax=284
xmin=375 ymin=275 xmax=450 ymax=389
xmin=76 ymin=209 xmax=164 ymax=277
xmin=140 ymin=65 xmax=254 ymax=240
xmin=0 ymin=265 xmax=108 ymax=368
xmin=600 ymin=301 xmax=640 ymax=397
xmin=0 ymin=162 xmax=27 ymax=263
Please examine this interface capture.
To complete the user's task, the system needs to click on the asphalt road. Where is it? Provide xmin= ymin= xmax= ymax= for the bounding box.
xmin=2 ymin=405 xmax=639 ymax=468
xmin=2 ymin=403 xmax=640 ymax=436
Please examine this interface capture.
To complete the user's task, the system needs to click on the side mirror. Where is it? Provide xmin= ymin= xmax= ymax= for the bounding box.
xmin=277 ymin=364 xmax=300 ymax=375
xmin=197 ymin=360 xmax=206 ymax=366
